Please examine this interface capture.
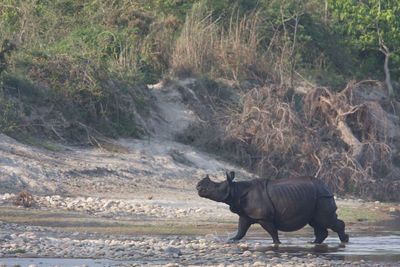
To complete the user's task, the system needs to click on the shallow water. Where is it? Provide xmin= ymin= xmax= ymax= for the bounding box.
xmin=245 ymin=216 xmax=400 ymax=263
xmin=2 ymin=217 xmax=400 ymax=266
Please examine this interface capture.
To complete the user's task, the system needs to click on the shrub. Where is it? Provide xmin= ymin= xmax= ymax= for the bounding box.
xmin=12 ymin=191 xmax=35 ymax=207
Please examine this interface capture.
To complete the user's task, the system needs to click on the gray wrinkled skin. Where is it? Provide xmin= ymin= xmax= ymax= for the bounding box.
xmin=197 ymin=171 xmax=349 ymax=244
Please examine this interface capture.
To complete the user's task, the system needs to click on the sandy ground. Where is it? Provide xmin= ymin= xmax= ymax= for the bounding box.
xmin=0 ymin=133 xmax=254 ymax=200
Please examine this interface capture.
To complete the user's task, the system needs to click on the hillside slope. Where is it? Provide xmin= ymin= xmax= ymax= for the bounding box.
xmin=1 ymin=77 xmax=400 ymax=202
xmin=0 ymin=78 xmax=253 ymax=199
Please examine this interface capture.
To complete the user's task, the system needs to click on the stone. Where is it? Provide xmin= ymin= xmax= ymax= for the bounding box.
xmin=253 ymin=251 xmax=265 ymax=258
xmin=103 ymin=200 xmax=115 ymax=209
xmin=239 ymin=243 xmax=250 ymax=251
xmin=165 ymin=246 xmax=182 ymax=256
xmin=243 ymin=251 xmax=252 ymax=257
xmin=254 ymin=244 xmax=268 ymax=252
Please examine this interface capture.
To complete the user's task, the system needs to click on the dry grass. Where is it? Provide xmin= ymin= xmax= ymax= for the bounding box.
xmin=225 ymin=85 xmax=302 ymax=177
xmin=171 ymin=3 xmax=219 ymax=77
xmin=171 ymin=3 xmax=270 ymax=81
xmin=12 ymin=191 xmax=35 ymax=207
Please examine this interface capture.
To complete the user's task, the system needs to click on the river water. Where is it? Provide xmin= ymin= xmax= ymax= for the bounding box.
xmin=1 ymin=217 xmax=399 ymax=266
xmin=245 ymin=215 xmax=400 ymax=263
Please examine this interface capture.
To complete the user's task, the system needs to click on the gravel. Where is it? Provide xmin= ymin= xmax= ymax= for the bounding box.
xmin=0 ymin=219 xmax=365 ymax=267
xmin=1 ymin=194 xmax=399 ymax=266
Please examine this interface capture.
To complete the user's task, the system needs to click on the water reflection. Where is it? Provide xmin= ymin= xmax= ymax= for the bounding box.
xmin=244 ymin=219 xmax=400 ymax=263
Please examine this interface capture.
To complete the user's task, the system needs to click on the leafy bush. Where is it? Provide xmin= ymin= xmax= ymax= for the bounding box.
xmin=0 ymin=0 xmax=174 ymax=141
xmin=1 ymin=0 xmax=399 ymax=146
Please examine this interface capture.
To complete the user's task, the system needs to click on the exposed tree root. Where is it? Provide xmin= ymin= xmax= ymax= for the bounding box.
xmin=220 ymin=82 xmax=400 ymax=201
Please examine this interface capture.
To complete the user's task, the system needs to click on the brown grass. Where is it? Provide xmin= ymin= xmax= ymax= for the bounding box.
xmin=225 ymin=85 xmax=302 ymax=177
xmin=171 ymin=3 xmax=270 ymax=81
xmin=12 ymin=191 xmax=35 ymax=207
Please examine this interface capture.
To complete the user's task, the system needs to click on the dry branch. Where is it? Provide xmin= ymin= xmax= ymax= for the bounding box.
xmin=218 ymin=82 xmax=397 ymax=200
xmin=12 ymin=191 xmax=35 ymax=207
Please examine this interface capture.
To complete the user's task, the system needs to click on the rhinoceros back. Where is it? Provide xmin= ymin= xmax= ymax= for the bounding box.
xmin=312 ymin=179 xmax=334 ymax=198
xmin=268 ymin=177 xmax=317 ymax=231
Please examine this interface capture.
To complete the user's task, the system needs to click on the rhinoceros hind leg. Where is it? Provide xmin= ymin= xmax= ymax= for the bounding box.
xmin=331 ymin=218 xmax=349 ymax=243
xmin=309 ymin=221 xmax=328 ymax=244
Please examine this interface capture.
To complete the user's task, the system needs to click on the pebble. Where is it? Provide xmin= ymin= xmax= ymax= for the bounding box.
xmin=253 ymin=251 xmax=265 ymax=257
xmin=239 ymin=243 xmax=250 ymax=251
xmin=242 ymin=251 xmax=252 ymax=257
xmin=165 ymin=246 xmax=182 ymax=256
xmin=13 ymin=194 xmax=222 ymax=219
xmin=0 ymin=193 xmax=398 ymax=267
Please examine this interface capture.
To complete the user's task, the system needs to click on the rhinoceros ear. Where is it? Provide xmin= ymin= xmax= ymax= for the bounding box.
xmin=226 ymin=171 xmax=235 ymax=182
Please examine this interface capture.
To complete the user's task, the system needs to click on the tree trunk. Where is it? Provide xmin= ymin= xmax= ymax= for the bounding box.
xmin=383 ymin=52 xmax=394 ymax=97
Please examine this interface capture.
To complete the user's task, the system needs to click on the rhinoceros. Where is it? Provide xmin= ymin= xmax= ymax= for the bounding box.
xmin=196 ymin=171 xmax=349 ymax=244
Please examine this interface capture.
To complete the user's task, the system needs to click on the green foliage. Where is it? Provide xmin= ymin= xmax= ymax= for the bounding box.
xmin=0 ymin=97 xmax=20 ymax=134
xmin=0 ymin=40 xmax=16 ymax=75
xmin=0 ymin=0 xmax=175 ymax=140
xmin=3 ymin=73 xmax=42 ymax=98
xmin=1 ymin=0 xmax=400 ymax=142
xmin=330 ymin=0 xmax=400 ymax=47
xmin=9 ymin=248 xmax=27 ymax=255
xmin=329 ymin=0 xmax=400 ymax=79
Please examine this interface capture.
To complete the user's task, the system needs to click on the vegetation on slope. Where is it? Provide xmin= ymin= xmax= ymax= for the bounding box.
xmin=0 ymin=0 xmax=399 ymax=199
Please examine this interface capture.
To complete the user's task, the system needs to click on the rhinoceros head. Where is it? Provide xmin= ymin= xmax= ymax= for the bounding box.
xmin=196 ymin=171 xmax=235 ymax=202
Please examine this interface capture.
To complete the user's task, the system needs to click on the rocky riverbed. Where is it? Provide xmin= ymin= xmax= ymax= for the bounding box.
xmin=1 ymin=191 xmax=400 ymax=267
xmin=2 ymin=219 xmax=398 ymax=267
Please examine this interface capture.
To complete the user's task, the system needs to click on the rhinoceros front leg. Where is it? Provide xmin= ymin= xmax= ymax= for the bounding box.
xmin=259 ymin=221 xmax=281 ymax=244
xmin=230 ymin=216 xmax=252 ymax=241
